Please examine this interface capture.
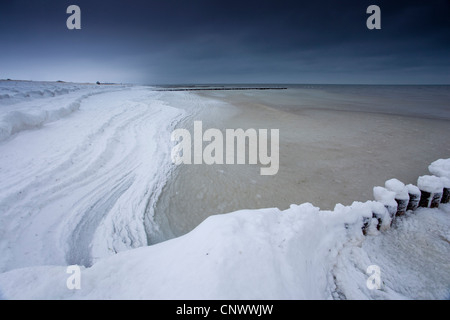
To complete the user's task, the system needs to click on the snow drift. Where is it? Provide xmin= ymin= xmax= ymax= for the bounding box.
xmin=0 ymin=201 xmax=449 ymax=300
xmin=0 ymin=81 xmax=125 ymax=142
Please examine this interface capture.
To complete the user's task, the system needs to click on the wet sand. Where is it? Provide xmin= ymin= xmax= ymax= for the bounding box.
xmin=150 ymin=86 xmax=450 ymax=243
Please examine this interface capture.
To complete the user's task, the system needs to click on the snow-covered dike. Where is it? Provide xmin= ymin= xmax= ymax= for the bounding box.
xmin=0 ymin=81 xmax=186 ymax=271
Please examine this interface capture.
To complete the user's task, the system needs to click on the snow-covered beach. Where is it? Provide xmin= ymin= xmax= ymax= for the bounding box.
xmin=0 ymin=80 xmax=189 ymax=270
xmin=0 ymin=80 xmax=449 ymax=299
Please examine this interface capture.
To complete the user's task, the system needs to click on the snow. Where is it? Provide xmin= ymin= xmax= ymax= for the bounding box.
xmin=373 ymin=186 xmax=397 ymax=209
xmin=0 ymin=81 xmax=187 ymax=271
xmin=0 ymin=202 xmax=449 ymax=300
xmin=429 ymin=158 xmax=450 ymax=178
xmin=440 ymin=178 xmax=450 ymax=189
xmin=385 ymin=179 xmax=409 ymax=200
xmin=334 ymin=205 xmax=450 ymax=300
xmin=417 ymin=175 xmax=444 ymax=194
xmin=0 ymin=81 xmax=113 ymax=142
xmin=0 ymin=81 xmax=449 ymax=300
xmin=406 ymin=184 xmax=421 ymax=196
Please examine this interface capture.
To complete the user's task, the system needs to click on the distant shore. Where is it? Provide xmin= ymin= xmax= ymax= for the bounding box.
xmin=0 ymin=79 xmax=123 ymax=86
xmin=153 ymin=87 xmax=287 ymax=92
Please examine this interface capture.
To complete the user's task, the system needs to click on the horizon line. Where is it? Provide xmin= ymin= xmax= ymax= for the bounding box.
xmin=2 ymin=78 xmax=450 ymax=87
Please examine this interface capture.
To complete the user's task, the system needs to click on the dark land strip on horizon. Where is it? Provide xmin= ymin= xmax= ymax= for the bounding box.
xmin=152 ymin=87 xmax=288 ymax=92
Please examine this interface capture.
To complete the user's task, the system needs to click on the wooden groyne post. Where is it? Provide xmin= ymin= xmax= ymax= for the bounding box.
xmin=367 ymin=159 xmax=450 ymax=234
xmin=417 ymin=175 xmax=444 ymax=208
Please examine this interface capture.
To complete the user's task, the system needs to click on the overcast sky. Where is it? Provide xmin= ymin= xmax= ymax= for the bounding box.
xmin=0 ymin=0 xmax=449 ymax=84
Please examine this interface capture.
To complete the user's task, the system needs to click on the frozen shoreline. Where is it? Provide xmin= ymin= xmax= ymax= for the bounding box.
xmin=155 ymin=85 xmax=450 ymax=240
xmin=0 ymin=81 xmax=449 ymax=299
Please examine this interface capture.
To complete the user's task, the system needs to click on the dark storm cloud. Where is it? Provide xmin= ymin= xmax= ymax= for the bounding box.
xmin=0 ymin=0 xmax=449 ymax=84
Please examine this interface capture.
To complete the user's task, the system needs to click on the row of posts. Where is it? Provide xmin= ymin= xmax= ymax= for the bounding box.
xmin=364 ymin=170 xmax=449 ymax=234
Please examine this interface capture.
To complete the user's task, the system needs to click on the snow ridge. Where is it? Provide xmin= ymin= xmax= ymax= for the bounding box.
xmin=0 ymin=86 xmax=128 ymax=142
xmin=0 ymin=96 xmax=82 ymax=141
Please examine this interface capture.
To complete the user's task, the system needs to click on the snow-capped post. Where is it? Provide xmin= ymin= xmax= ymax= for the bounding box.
xmin=417 ymin=175 xmax=444 ymax=208
xmin=373 ymin=186 xmax=397 ymax=225
xmin=428 ymin=158 xmax=450 ymax=204
xmin=441 ymin=180 xmax=450 ymax=204
xmin=406 ymin=184 xmax=421 ymax=211
xmin=385 ymin=179 xmax=409 ymax=216
xmin=428 ymin=158 xmax=450 ymax=178
xmin=434 ymin=177 xmax=450 ymax=204
xmin=370 ymin=201 xmax=391 ymax=232
xmin=362 ymin=216 xmax=371 ymax=235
